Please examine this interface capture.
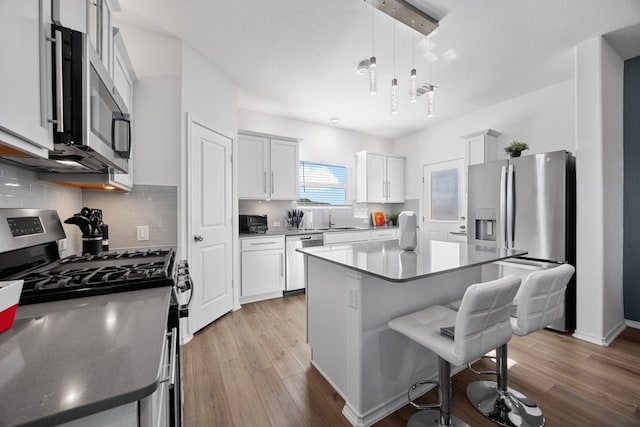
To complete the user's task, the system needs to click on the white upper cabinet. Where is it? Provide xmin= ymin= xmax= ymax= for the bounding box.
xmin=386 ymin=155 xmax=405 ymax=203
xmin=238 ymin=132 xmax=299 ymax=201
xmin=88 ymin=0 xmax=118 ymax=74
xmin=112 ymin=28 xmax=136 ymax=112
xmin=462 ymin=129 xmax=501 ymax=166
xmin=0 ymin=0 xmax=54 ymax=157
xmin=269 ymin=139 xmax=298 ymax=200
xmin=356 ymin=151 xmax=405 ymax=203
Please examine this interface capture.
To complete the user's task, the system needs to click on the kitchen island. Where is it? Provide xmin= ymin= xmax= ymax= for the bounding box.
xmin=299 ymin=239 xmax=526 ymax=427
xmin=0 ymin=287 xmax=171 ymax=426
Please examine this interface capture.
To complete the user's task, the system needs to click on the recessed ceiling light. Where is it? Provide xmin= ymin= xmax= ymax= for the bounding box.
xmin=330 ymin=117 xmax=341 ymax=125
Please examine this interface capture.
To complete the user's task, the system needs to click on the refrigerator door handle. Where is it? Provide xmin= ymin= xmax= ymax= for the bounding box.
xmin=499 ymin=165 xmax=507 ymax=248
xmin=506 ymin=164 xmax=515 ymax=248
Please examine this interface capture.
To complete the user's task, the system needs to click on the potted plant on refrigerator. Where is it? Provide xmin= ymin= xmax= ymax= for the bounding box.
xmin=504 ymin=141 xmax=529 ymax=158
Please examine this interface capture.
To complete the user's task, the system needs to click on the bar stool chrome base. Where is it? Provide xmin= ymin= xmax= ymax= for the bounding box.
xmin=408 ymin=410 xmax=470 ymax=427
xmin=466 ymin=380 xmax=544 ymax=427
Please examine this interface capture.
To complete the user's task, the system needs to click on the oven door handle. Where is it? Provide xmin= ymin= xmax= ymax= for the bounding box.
xmin=160 ymin=327 xmax=178 ymax=388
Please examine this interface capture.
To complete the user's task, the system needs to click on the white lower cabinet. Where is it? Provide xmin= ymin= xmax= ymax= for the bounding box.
xmin=240 ymin=236 xmax=285 ymax=303
xmin=324 ymin=229 xmax=398 ymax=245
xmin=370 ymin=229 xmax=399 ymax=241
xmin=323 ymin=231 xmax=370 ymax=245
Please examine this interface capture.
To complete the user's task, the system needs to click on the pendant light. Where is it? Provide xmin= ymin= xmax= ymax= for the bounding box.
xmin=409 ymin=22 xmax=417 ymax=103
xmin=391 ymin=10 xmax=398 ymax=115
xmin=369 ymin=1 xmax=377 ymax=95
xmin=426 ymin=35 xmax=435 ymax=117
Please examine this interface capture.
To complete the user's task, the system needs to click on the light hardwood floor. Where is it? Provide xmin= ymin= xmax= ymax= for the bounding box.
xmin=182 ymin=294 xmax=640 ymax=427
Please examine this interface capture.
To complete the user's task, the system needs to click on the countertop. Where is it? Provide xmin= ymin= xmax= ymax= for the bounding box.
xmin=240 ymin=225 xmax=398 ymax=238
xmin=298 ymin=238 xmax=527 ymax=282
xmin=0 ymin=287 xmax=171 ymax=427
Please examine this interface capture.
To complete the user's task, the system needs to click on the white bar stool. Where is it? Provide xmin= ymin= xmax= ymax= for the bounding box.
xmin=466 ymin=263 xmax=575 ymax=427
xmin=388 ymin=275 xmax=521 ymax=427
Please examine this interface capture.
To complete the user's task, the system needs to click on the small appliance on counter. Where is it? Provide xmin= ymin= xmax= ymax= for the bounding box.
xmin=398 ymin=211 xmax=417 ymax=251
xmin=239 ymin=214 xmax=268 ymax=233
xmin=64 ymin=207 xmax=108 ymax=255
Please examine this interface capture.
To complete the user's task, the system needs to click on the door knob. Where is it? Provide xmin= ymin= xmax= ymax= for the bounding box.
xmin=193 ymin=235 xmax=204 ymax=242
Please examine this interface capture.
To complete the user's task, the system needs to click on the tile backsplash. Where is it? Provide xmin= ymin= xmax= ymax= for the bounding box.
xmin=0 ymin=161 xmax=83 ymax=257
xmin=83 ymin=185 xmax=177 ymax=250
xmin=1 ymin=160 xmax=177 ymax=254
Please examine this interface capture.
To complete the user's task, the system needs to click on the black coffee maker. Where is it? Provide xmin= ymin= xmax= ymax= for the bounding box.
xmin=64 ymin=207 xmax=109 ymax=255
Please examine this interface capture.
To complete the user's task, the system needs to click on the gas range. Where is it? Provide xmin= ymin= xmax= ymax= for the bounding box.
xmin=13 ymin=248 xmax=176 ymax=305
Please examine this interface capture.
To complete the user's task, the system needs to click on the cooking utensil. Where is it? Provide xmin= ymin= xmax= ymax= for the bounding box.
xmin=64 ymin=215 xmax=92 ymax=237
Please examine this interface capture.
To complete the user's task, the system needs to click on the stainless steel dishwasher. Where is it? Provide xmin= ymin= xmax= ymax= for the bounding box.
xmin=285 ymin=233 xmax=324 ymax=292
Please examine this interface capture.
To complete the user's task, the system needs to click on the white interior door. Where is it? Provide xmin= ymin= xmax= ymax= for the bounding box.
xmin=422 ymin=159 xmax=466 ymax=242
xmin=189 ymin=120 xmax=233 ymax=333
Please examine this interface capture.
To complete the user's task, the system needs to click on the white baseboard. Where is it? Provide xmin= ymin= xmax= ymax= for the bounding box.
xmin=625 ymin=319 xmax=640 ymax=329
xmin=573 ymin=320 xmax=627 ymax=346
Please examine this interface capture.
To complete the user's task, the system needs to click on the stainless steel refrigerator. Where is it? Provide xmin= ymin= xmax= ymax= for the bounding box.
xmin=468 ymin=150 xmax=576 ymax=331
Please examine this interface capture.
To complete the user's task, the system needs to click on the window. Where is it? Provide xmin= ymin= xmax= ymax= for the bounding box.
xmin=298 ymin=161 xmax=347 ymax=205
xmin=430 ymin=167 xmax=460 ymax=222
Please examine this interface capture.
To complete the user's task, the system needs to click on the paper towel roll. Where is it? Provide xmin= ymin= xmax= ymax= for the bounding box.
xmin=398 ymin=211 xmax=417 ymax=251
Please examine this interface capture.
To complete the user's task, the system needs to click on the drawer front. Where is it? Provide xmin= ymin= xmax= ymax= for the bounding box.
xmin=324 ymin=231 xmax=371 ymax=245
xmin=241 ymin=236 xmax=285 ymax=251
xmin=370 ymin=229 xmax=399 ymax=241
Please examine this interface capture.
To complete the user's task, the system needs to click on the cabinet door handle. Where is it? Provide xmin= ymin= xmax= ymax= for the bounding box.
xmin=251 ymin=241 xmax=276 ymax=246
xmin=263 ymin=171 xmax=267 ymax=194
xmin=193 ymin=235 xmax=204 ymax=242
xmin=271 ymin=172 xmax=275 ymax=194
xmin=48 ymin=29 xmax=64 ymax=132
xmin=387 ymin=181 xmax=391 ymax=199
xmin=280 ymin=253 xmax=284 ymax=277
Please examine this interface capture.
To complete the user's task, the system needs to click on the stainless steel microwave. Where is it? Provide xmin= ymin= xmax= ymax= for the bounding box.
xmin=49 ymin=23 xmax=130 ymax=173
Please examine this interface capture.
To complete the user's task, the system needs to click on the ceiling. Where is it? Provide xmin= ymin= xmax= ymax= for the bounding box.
xmin=116 ymin=0 xmax=640 ymax=140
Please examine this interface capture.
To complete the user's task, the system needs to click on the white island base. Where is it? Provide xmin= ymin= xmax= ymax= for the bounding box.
xmin=306 ymin=256 xmax=481 ymax=426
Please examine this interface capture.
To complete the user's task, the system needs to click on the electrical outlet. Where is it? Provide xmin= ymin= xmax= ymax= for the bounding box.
xmin=273 ymin=221 xmax=281 ymax=227
xmin=137 ymin=225 xmax=149 ymax=241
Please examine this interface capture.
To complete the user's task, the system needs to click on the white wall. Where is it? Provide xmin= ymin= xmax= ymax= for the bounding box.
xmin=393 ymin=79 xmax=576 ymax=199
xmin=181 ymin=44 xmax=238 ymax=139
xmin=132 ymin=76 xmax=181 ymax=185
xmin=574 ymin=37 xmax=625 ymax=345
xmin=238 ymin=110 xmax=392 ymax=168
xmin=117 ymin=23 xmax=183 ymax=186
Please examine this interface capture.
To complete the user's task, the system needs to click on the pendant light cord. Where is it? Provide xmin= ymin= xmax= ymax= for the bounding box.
xmin=371 ymin=0 xmax=374 ymax=56
xmin=393 ymin=9 xmax=396 ymax=77
xmin=412 ymin=22 xmax=415 ymax=69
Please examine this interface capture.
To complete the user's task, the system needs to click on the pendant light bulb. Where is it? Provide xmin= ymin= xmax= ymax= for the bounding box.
xmin=409 ymin=68 xmax=417 ymax=103
xmin=369 ymin=56 xmax=377 ymax=95
xmin=427 ymin=85 xmax=435 ymax=118
xmin=391 ymin=78 xmax=398 ymax=115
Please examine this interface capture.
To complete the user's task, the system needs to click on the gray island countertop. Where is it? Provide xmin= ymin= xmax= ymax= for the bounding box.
xmin=298 ymin=238 xmax=527 ymax=282
xmin=0 ymin=287 xmax=171 ymax=427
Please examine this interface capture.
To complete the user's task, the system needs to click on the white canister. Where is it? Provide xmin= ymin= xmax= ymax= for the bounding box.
xmin=398 ymin=211 xmax=417 ymax=251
